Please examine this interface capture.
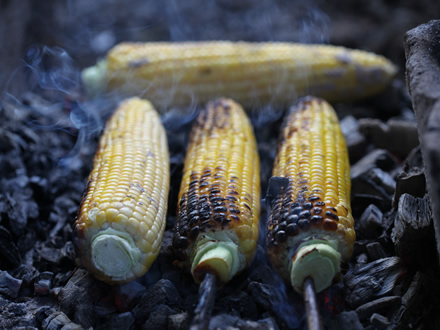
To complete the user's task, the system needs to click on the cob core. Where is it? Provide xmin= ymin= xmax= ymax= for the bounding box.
xmin=73 ymin=97 xmax=170 ymax=284
xmin=266 ymin=97 xmax=354 ymax=293
xmin=173 ymin=98 xmax=260 ymax=286
xmin=82 ymin=41 xmax=397 ymax=109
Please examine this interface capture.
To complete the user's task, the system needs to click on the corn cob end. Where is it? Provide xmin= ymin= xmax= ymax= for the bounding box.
xmin=191 ymin=238 xmax=241 ymax=285
xmin=82 ymin=60 xmax=107 ymax=96
xmin=90 ymin=227 xmax=140 ymax=278
xmin=289 ymin=241 xmax=341 ymax=293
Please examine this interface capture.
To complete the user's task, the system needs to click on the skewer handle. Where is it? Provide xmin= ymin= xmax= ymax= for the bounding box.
xmin=304 ymin=276 xmax=323 ymax=330
xmin=190 ymin=273 xmax=217 ymax=330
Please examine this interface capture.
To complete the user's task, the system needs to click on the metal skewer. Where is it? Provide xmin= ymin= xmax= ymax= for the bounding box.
xmin=303 ymin=277 xmax=323 ymax=330
xmin=190 ymin=273 xmax=217 ymax=330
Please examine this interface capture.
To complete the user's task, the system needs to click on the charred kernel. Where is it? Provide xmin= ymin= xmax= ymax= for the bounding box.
xmin=291 ymin=206 xmax=303 ymax=215
xmin=190 ymin=226 xmax=200 ymax=239
xmin=275 ymin=230 xmax=287 ymax=243
xmin=211 ymin=196 xmax=225 ymax=202
xmin=278 ymin=221 xmax=287 ymax=231
xmin=174 ymin=249 xmax=187 ymax=261
xmin=323 ymin=219 xmax=338 ymax=230
xmin=286 ymin=223 xmax=299 ymax=235
xmin=225 ymin=195 xmax=237 ymax=202
xmin=298 ymin=219 xmax=311 ymax=231
xmin=314 ymin=201 xmax=325 ymax=207
xmin=228 ymin=190 xmax=239 ymax=195
xmin=287 ymin=214 xmax=299 ymax=224
xmin=299 ymin=210 xmax=311 ymax=219
xmin=308 ymin=196 xmax=321 ymax=202
xmin=230 ymin=208 xmax=240 ymax=214
xmin=303 ymin=202 xmax=313 ymax=209
xmin=243 ymin=203 xmax=252 ymax=211
xmin=189 ymin=215 xmax=199 ymax=225
xmin=312 ymin=207 xmax=322 ymax=215
xmin=325 ymin=211 xmax=339 ymax=221
xmin=292 ymin=202 xmax=300 ymax=208
xmin=213 ymin=213 xmax=227 ymax=221
xmin=200 ymin=182 xmax=209 ymax=187
xmin=310 ymin=215 xmax=323 ymax=224
xmin=213 ymin=206 xmax=227 ymax=213
xmin=230 ymin=214 xmax=240 ymax=222
xmin=173 ymin=235 xmax=189 ymax=249
xmin=327 ymin=207 xmax=338 ymax=212
xmin=209 ymin=189 xmax=221 ymax=195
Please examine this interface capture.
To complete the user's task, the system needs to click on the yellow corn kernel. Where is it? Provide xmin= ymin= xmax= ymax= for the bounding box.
xmin=73 ymin=97 xmax=170 ymax=284
xmin=172 ymin=98 xmax=260 ymax=286
xmin=83 ymin=41 xmax=397 ymax=109
xmin=266 ymin=96 xmax=354 ymax=293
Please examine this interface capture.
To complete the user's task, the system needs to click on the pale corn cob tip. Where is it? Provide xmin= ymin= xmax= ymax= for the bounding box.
xmin=73 ymin=97 xmax=170 ymax=284
xmin=266 ymin=96 xmax=354 ymax=293
xmin=172 ymin=98 xmax=260 ymax=285
xmin=81 ymin=41 xmax=397 ymax=108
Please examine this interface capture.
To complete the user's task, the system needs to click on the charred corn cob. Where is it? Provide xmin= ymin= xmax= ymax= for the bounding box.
xmin=83 ymin=41 xmax=397 ymax=109
xmin=73 ymin=97 xmax=170 ymax=284
xmin=266 ymin=97 xmax=354 ymax=293
xmin=173 ymin=98 xmax=260 ymax=286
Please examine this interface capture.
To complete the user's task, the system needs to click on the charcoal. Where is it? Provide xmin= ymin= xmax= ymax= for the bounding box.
xmin=340 ymin=115 xmax=367 ymax=162
xmin=344 ymin=257 xmax=404 ymax=309
xmin=41 ymin=311 xmax=83 ymax=330
xmin=370 ymin=313 xmax=391 ymax=329
xmin=356 ymin=204 xmax=384 ymax=239
xmin=351 ymin=149 xmax=399 ymax=179
xmin=216 ymin=290 xmax=258 ymax=318
xmin=405 ymin=20 xmax=440 ymax=263
xmin=34 ymin=271 xmax=53 ymax=296
xmin=0 ymin=270 xmax=22 ymax=298
xmin=0 ymin=225 xmax=21 ymax=268
xmin=359 ymin=118 xmax=419 ymax=158
xmin=132 ymin=279 xmax=181 ymax=323
xmin=208 ymin=314 xmax=240 ymax=329
xmin=351 ymin=167 xmax=395 ymax=205
xmin=58 ymin=268 xmax=110 ymax=328
xmin=355 ymin=296 xmax=401 ymax=320
xmin=327 ymin=311 xmax=363 ymax=330
xmin=114 ymin=280 xmax=147 ymax=312
xmin=366 ymin=242 xmax=388 ymax=261
xmin=97 ymin=312 xmax=135 ymax=330
xmin=393 ymin=146 xmax=426 ymax=207
xmin=392 ymin=194 xmax=437 ymax=268
xmin=142 ymin=304 xmax=176 ymax=329
xmin=167 ymin=311 xmax=189 ymax=330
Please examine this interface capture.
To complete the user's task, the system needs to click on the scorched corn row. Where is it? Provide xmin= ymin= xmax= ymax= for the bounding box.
xmin=172 ymin=98 xmax=260 ymax=286
xmin=82 ymin=41 xmax=397 ymax=109
xmin=73 ymin=97 xmax=170 ymax=284
xmin=266 ymin=97 xmax=354 ymax=293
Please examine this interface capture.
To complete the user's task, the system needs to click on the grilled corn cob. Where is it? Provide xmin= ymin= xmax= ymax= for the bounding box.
xmin=83 ymin=41 xmax=397 ymax=109
xmin=173 ymin=98 xmax=260 ymax=286
xmin=266 ymin=97 xmax=354 ymax=293
xmin=73 ymin=97 xmax=170 ymax=284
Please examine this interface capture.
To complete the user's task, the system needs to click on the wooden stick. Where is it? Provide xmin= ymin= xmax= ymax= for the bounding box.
xmin=190 ymin=273 xmax=217 ymax=330
xmin=304 ymin=277 xmax=322 ymax=330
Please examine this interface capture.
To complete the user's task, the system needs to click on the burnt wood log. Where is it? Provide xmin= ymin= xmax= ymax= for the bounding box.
xmin=405 ymin=19 xmax=440 ymax=263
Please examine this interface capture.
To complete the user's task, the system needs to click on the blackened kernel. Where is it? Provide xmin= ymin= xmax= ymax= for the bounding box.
xmin=213 ymin=206 xmax=227 ymax=213
xmin=312 ymin=207 xmax=322 ymax=215
xmin=275 ymin=230 xmax=287 ymax=243
xmin=230 ymin=208 xmax=240 ymax=214
xmin=209 ymin=189 xmax=221 ymax=195
xmin=292 ymin=202 xmax=300 ymax=208
xmin=323 ymin=219 xmax=338 ymax=230
xmin=230 ymin=214 xmax=240 ymax=222
xmin=286 ymin=223 xmax=299 ymax=235
xmin=308 ymin=196 xmax=321 ymax=202
xmin=213 ymin=213 xmax=227 ymax=221
xmin=189 ymin=179 xmax=198 ymax=186
xmin=303 ymin=202 xmax=313 ymax=209
xmin=228 ymin=190 xmax=239 ymax=195
xmin=172 ymin=235 xmax=189 ymax=249
xmin=314 ymin=201 xmax=325 ymax=207
xmin=174 ymin=249 xmax=187 ymax=261
xmin=287 ymin=214 xmax=299 ymax=224
xmin=298 ymin=219 xmax=311 ymax=231
xmin=200 ymin=211 xmax=212 ymax=220
xmin=310 ymin=215 xmax=323 ymax=224
xmin=299 ymin=210 xmax=311 ymax=219
xmin=291 ymin=206 xmax=303 ymax=215
xmin=325 ymin=211 xmax=339 ymax=221
xmin=211 ymin=196 xmax=225 ymax=202
xmin=189 ymin=210 xmax=198 ymax=217
xmin=190 ymin=226 xmax=200 ymax=239
xmin=273 ymin=225 xmax=279 ymax=233
xmin=225 ymin=195 xmax=237 ymax=202
xmin=243 ymin=203 xmax=252 ymax=211
xmin=278 ymin=221 xmax=287 ymax=231
xmin=327 ymin=207 xmax=338 ymax=212
xmin=282 ymin=211 xmax=290 ymax=220
xmin=213 ymin=201 xmax=226 ymax=207
xmin=189 ymin=215 xmax=200 ymax=225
